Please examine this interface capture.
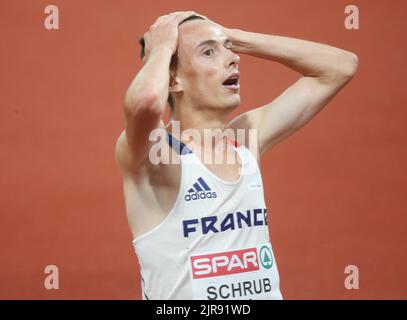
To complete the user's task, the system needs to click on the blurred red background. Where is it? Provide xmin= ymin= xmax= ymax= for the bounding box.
xmin=0 ymin=0 xmax=406 ymax=299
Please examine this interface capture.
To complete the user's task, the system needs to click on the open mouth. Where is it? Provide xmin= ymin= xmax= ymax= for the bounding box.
xmin=222 ymin=76 xmax=240 ymax=90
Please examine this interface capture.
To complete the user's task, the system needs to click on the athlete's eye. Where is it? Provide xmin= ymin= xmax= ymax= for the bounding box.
xmin=204 ymin=49 xmax=214 ymax=56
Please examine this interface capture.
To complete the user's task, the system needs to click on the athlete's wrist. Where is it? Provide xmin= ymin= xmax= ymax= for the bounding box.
xmin=144 ymin=45 xmax=174 ymax=63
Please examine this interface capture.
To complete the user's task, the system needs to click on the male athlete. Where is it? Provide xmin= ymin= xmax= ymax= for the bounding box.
xmin=115 ymin=11 xmax=358 ymax=300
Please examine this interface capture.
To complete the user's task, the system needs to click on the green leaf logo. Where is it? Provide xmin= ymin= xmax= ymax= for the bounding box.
xmin=260 ymin=246 xmax=273 ymax=269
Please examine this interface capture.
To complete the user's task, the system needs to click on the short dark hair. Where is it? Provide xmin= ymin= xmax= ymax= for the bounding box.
xmin=138 ymin=15 xmax=206 ymax=112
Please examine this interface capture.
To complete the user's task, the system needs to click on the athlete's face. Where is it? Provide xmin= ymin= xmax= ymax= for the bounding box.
xmin=172 ymin=20 xmax=241 ymax=111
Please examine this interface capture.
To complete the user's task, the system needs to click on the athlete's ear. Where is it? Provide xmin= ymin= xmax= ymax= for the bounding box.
xmin=169 ymin=69 xmax=183 ymax=93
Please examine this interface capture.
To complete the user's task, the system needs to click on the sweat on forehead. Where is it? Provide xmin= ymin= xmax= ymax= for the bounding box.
xmin=178 ymin=19 xmax=226 ymax=47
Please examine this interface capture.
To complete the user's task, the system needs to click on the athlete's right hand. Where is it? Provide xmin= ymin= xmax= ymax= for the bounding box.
xmin=142 ymin=11 xmax=196 ymax=62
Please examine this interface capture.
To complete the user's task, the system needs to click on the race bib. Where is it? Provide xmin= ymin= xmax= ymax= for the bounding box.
xmin=189 ymin=243 xmax=281 ymax=300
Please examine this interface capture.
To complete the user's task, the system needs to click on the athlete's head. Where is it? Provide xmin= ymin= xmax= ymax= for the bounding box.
xmin=139 ymin=15 xmax=241 ymax=115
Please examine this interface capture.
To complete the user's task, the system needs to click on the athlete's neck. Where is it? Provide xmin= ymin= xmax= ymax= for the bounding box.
xmin=165 ymin=116 xmax=233 ymax=154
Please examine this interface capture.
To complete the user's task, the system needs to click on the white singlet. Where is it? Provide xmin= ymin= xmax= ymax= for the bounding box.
xmin=132 ymin=132 xmax=283 ymax=300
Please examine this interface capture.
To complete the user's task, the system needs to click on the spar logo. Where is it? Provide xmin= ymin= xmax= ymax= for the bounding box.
xmin=191 ymin=247 xmax=261 ymax=279
xmin=259 ymin=245 xmax=273 ymax=269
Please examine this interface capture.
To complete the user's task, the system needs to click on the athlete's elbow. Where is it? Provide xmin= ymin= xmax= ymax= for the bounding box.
xmin=338 ymin=52 xmax=359 ymax=80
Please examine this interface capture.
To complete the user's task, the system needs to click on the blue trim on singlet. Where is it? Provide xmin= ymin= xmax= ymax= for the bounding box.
xmin=141 ymin=276 xmax=150 ymax=300
xmin=166 ymin=132 xmax=193 ymax=155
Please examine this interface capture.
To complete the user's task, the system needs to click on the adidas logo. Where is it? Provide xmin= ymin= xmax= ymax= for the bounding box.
xmin=184 ymin=177 xmax=217 ymax=202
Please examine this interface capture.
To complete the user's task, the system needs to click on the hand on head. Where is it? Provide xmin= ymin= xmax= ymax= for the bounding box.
xmin=142 ymin=11 xmax=196 ymax=63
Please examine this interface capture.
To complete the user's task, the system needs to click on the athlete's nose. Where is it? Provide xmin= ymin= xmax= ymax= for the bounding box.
xmin=226 ymin=51 xmax=240 ymax=68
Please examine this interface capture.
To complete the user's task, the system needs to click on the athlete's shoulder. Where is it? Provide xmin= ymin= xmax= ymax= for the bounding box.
xmin=115 ymin=126 xmax=180 ymax=183
xmin=225 ymin=121 xmax=261 ymax=166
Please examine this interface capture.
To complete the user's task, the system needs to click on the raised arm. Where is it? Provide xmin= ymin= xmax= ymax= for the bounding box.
xmin=115 ymin=11 xmax=195 ymax=174
xmin=224 ymin=28 xmax=358 ymax=155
